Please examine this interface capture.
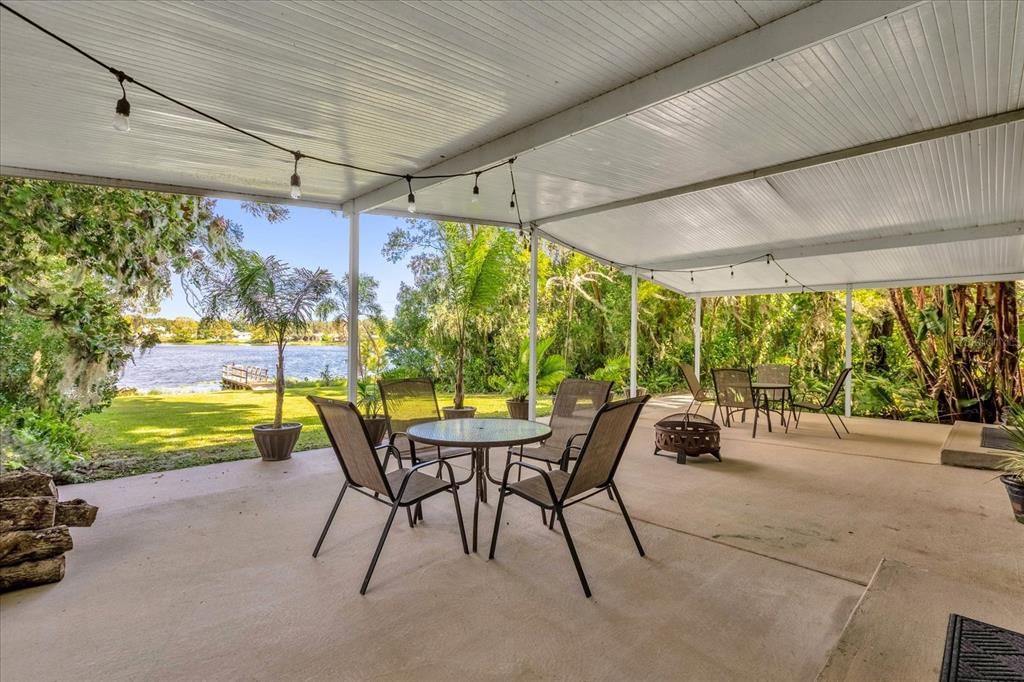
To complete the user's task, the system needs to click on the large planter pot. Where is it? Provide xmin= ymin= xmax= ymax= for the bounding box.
xmin=506 ymin=399 xmax=529 ymax=420
xmin=442 ymin=406 xmax=476 ymax=420
xmin=1002 ymin=474 xmax=1024 ymax=524
xmin=363 ymin=416 xmax=388 ymax=446
xmin=252 ymin=423 xmax=302 ymax=461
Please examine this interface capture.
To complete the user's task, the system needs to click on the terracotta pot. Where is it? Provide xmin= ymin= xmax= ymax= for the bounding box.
xmin=1002 ymin=474 xmax=1024 ymax=524
xmin=363 ymin=416 xmax=388 ymax=446
xmin=252 ymin=423 xmax=302 ymax=461
xmin=442 ymin=406 xmax=476 ymax=420
xmin=506 ymin=399 xmax=529 ymax=420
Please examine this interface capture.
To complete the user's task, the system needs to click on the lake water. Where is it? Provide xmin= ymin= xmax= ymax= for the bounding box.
xmin=118 ymin=343 xmax=349 ymax=391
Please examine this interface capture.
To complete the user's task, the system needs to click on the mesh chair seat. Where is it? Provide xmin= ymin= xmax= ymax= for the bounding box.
xmin=385 ymin=468 xmax=451 ymax=503
xmin=515 ymin=441 xmax=572 ymax=464
xmin=509 ymin=470 xmax=570 ymax=505
xmin=394 ymin=442 xmax=472 ymax=462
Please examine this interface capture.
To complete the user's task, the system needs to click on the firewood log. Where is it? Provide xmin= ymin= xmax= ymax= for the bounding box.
xmin=0 ymin=526 xmax=73 ymax=567
xmin=0 ymin=555 xmax=65 ymax=591
xmin=55 ymin=499 xmax=98 ymax=527
xmin=0 ymin=471 xmax=57 ymax=499
xmin=0 ymin=497 xmax=57 ymax=532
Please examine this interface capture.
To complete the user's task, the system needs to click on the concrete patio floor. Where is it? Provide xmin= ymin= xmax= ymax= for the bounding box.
xmin=2 ymin=400 xmax=1022 ymax=681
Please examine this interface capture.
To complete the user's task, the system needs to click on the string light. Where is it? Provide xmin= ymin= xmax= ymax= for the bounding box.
xmin=289 ymin=151 xmax=302 ymax=200
xmin=471 ymin=173 xmax=480 ymax=203
xmin=112 ymin=72 xmax=131 ymax=133
xmin=0 ymin=3 xmax=519 ymax=202
xmin=405 ymin=176 xmax=416 ymax=214
xmin=690 ymin=271 xmax=694 ymax=283
xmin=730 ymin=265 xmax=734 ymax=278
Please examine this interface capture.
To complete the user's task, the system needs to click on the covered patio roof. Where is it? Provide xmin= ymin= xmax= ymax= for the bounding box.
xmin=2 ymin=0 xmax=1021 ymax=296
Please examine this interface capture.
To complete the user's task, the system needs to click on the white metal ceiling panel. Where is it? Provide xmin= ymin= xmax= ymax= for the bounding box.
xmin=0 ymin=0 xmax=803 ymax=205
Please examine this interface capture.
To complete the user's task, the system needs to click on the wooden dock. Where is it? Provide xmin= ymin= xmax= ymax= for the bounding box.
xmin=221 ymin=364 xmax=271 ymax=390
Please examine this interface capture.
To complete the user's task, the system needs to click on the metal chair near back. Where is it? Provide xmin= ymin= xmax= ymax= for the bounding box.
xmin=378 ymin=377 xmax=473 ymax=469
xmin=792 ymin=367 xmax=853 ymax=438
xmin=680 ymin=363 xmax=714 ymax=416
xmin=307 ymin=395 xmax=468 ymax=594
xmin=711 ymin=368 xmax=771 ymax=438
xmin=489 ymin=395 xmax=650 ymax=598
xmin=756 ymin=364 xmax=790 ymax=401
xmin=507 ymin=378 xmax=612 ymax=470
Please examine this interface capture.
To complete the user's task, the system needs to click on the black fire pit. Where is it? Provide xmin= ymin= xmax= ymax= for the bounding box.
xmin=654 ymin=413 xmax=721 ymax=464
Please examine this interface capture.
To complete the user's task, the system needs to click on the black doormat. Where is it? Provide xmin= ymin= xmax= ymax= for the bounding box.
xmin=981 ymin=427 xmax=1023 ymax=452
xmin=940 ymin=614 xmax=1024 ymax=681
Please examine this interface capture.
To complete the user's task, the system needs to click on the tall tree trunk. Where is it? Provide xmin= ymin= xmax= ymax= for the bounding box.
xmin=888 ymin=289 xmax=936 ymax=389
xmin=454 ymin=324 xmax=465 ymax=409
xmin=274 ymin=337 xmax=285 ymax=428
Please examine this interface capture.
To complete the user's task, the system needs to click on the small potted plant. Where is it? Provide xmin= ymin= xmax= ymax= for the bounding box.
xmin=999 ymin=402 xmax=1024 ymax=524
xmin=193 ymin=252 xmax=333 ymax=461
xmin=357 ymin=379 xmax=387 ymax=445
xmin=505 ymin=337 xmax=567 ymax=419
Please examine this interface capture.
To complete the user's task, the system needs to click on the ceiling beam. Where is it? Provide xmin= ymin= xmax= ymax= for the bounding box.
xmin=637 ymin=221 xmax=1024 ymax=271
xmin=682 ymin=270 xmax=1024 ymax=298
xmin=537 ymin=109 xmax=1024 ymax=227
xmin=349 ymin=0 xmax=919 ymax=214
xmin=0 ymin=165 xmax=344 ymax=211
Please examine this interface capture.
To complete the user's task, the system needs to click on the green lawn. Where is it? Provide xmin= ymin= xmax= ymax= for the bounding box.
xmin=79 ymin=388 xmax=552 ymax=481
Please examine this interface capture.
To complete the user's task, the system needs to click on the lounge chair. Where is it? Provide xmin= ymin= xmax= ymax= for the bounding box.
xmin=680 ymin=363 xmax=715 ymax=417
xmin=308 ymin=396 xmax=468 ymax=594
xmin=489 ymin=395 xmax=650 ymax=597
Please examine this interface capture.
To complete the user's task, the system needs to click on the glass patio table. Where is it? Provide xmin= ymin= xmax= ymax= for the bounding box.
xmin=406 ymin=418 xmax=551 ymax=552
xmin=751 ymin=382 xmax=796 ymax=430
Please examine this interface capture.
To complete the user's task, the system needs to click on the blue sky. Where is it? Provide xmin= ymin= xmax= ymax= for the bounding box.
xmin=159 ymin=200 xmax=411 ymax=318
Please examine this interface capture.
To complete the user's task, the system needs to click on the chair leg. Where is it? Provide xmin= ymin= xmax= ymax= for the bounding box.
xmin=836 ymin=412 xmax=850 ymax=434
xmin=824 ymin=412 xmax=843 ymax=439
xmin=451 ymin=488 xmax=469 ymax=554
xmin=752 ymin=403 xmax=759 ymax=439
xmin=555 ymin=508 xmax=591 ymax=598
xmin=610 ymin=482 xmax=644 ymax=556
xmin=360 ymin=501 xmax=401 ymax=595
xmin=312 ymin=482 xmax=347 ymax=558
xmin=711 ymin=401 xmax=719 ymax=425
xmin=765 ymin=396 xmax=773 ymax=433
xmin=488 ymin=487 xmax=508 ymax=560
xmin=407 ymin=507 xmax=415 ymax=529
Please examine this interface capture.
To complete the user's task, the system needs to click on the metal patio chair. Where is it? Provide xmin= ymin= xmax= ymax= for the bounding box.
xmin=378 ymin=377 xmax=474 ymax=473
xmin=792 ymin=367 xmax=853 ymax=438
xmin=489 ymin=395 xmax=650 ymax=598
xmin=506 ymin=378 xmax=613 ymax=472
xmin=680 ymin=363 xmax=715 ymax=418
xmin=756 ymin=363 xmax=792 ymax=423
xmin=308 ymin=396 xmax=468 ymax=595
xmin=712 ymin=368 xmax=770 ymax=438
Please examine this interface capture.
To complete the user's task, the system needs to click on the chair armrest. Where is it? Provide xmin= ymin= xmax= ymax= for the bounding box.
xmin=375 ymin=443 xmax=403 ymax=469
xmin=388 ymin=431 xmax=417 ymax=461
xmin=500 ymin=461 xmax=559 ymax=503
xmin=565 ymin=432 xmax=588 ymax=448
xmin=394 ymin=459 xmax=459 ymax=500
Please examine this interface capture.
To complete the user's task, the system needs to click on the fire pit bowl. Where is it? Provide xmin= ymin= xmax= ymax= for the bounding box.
xmin=654 ymin=413 xmax=721 ymax=464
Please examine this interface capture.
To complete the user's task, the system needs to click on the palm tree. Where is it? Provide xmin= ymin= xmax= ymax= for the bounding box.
xmin=546 ymin=259 xmax=612 ymax=367
xmin=432 ymin=225 xmax=514 ymax=410
xmin=193 ymin=251 xmax=333 ymax=429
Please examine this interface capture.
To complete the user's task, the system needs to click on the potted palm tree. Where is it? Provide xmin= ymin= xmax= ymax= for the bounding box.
xmin=999 ymin=403 xmax=1024 ymax=524
xmin=357 ymin=379 xmax=387 ymax=445
xmin=505 ymin=337 xmax=567 ymax=419
xmin=194 ymin=252 xmax=333 ymax=461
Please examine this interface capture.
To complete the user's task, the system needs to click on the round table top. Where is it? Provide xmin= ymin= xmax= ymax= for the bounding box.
xmin=752 ymin=382 xmax=791 ymax=389
xmin=407 ymin=418 xmax=552 ymax=448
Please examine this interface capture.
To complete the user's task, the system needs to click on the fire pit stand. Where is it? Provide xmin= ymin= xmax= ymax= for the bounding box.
xmin=653 ymin=413 xmax=721 ymax=464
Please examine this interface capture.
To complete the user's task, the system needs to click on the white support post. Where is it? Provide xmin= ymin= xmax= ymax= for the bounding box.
xmin=629 ymin=268 xmax=638 ymax=398
xmin=693 ymin=295 xmax=702 ymax=382
xmin=347 ymin=204 xmax=360 ymax=404
xmin=844 ymin=285 xmax=853 ymax=418
xmin=528 ymin=229 xmax=538 ymax=421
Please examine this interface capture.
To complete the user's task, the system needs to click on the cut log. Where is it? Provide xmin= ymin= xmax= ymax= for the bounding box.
xmin=0 ymin=555 xmax=65 ymax=592
xmin=0 ymin=497 xmax=57 ymax=532
xmin=0 ymin=471 xmax=57 ymax=499
xmin=55 ymin=499 xmax=98 ymax=527
xmin=0 ymin=526 xmax=73 ymax=567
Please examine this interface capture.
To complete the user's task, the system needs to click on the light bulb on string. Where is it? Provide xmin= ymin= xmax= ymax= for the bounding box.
xmin=509 ymin=191 xmax=516 ymax=214
xmin=405 ymin=176 xmax=416 ymax=214
xmin=471 ymin=173 xmax=480 ymax=204
xmin=289 ymin=152 xmax=302 ymax=200
xmin=766 ymin=255 xmax=771 ymax=266
xmin=112 ymin=72 xmax=131 ymax=133
xmin=730 ymin=265 xmax=734 ymax=278
xmin=690 ymin=271 xmax=694 ymax=283
xmin=785 ymin=275 xmax=789 ymax=285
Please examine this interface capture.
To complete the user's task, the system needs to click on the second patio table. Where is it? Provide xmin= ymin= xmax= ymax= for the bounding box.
xmin=406 ymin=418 xmax=551 ymax=552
